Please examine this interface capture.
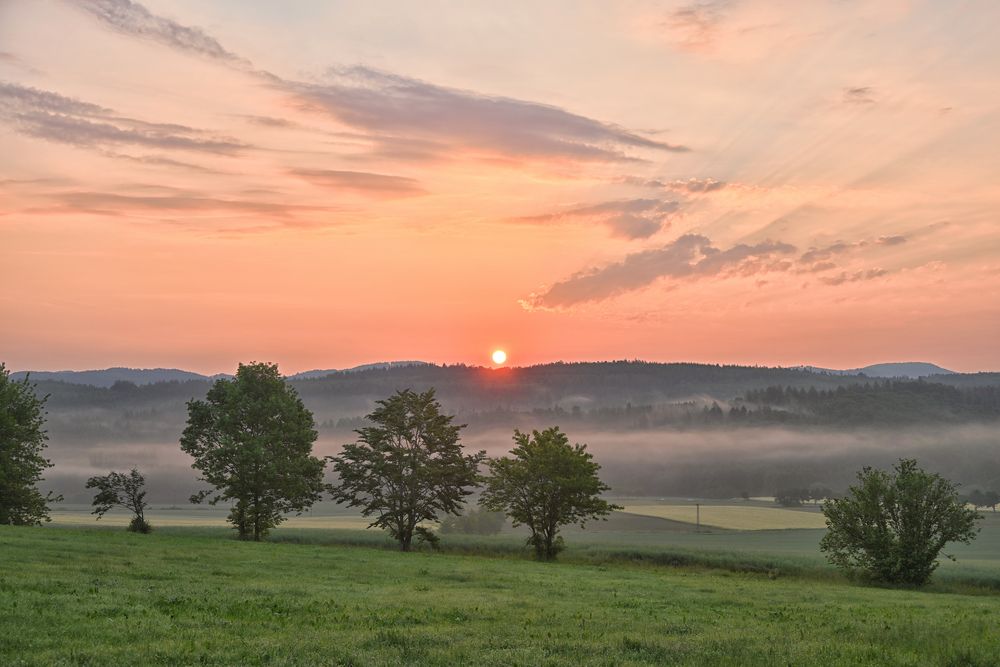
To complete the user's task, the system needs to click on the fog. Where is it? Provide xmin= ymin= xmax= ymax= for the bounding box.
xmin=43 ymin=422 xmax=1000 ymax=503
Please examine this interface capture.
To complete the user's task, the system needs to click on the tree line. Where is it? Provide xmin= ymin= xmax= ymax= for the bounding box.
xmin=0 ymin=361 xmax=984 ymax=583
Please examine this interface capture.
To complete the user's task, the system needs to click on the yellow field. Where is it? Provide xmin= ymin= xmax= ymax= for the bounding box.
xmin=622 ymin=504 xmax=828 ymax=530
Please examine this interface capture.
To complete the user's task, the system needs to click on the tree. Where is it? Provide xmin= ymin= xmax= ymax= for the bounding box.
xmin=180 ymin=362 xmax=326 ymax=541
xmin=775 ymin=488 xmax=808 ymax=507
xmin=86 ymin=468 xmax=152 ymax=533
xmin=0 ymin=364 xmax=62 ymax=525
xmin=328 ymin=389 xmax=484 ymax=551
xmin=480 ymin=427 xmax=621 ymax=560
xmin=820 ymin=459 xmax=981 ymax=585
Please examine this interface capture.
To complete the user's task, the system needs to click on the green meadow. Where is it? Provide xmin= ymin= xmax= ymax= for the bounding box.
xmin=3 ymin=504 xmax=1000 ymax=666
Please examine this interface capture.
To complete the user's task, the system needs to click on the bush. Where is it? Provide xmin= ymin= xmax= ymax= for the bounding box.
xmin=128 ymin=516 xmax=153 ymax=534
xmin=820 ymin=459 xmax=981 ymax=585
xmin=439 ymin=508 xmax=506 ymax=535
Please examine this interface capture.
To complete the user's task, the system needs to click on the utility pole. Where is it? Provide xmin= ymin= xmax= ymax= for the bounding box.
xmin=696 ymin=503 xmax=701 ymax=532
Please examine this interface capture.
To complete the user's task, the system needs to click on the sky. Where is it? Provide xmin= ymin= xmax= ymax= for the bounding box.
xmin=1 ymin=0 xmax=998 ymax=374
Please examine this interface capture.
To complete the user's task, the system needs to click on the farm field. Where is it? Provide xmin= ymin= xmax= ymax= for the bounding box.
xmin=621 ymin=504 xmax=828 ymax=530
xmin=3 ymin=526 xmax=1000 ymax=666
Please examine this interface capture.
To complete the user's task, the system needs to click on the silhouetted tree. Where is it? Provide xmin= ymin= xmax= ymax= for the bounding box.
xmin=181 ymin=362 xmax=326 ymax=541
xmin=328 ymin=389 xmax=484 ymax=551
xmin=821 ymin=459 xmax=980 ymax=585
xmin=0 ymin=364 xmax=62 ymax=525
xmin=86 ymin=468 xmax=151 ymax=533
xmin=481 ymin=427 xmax=621 ymax=560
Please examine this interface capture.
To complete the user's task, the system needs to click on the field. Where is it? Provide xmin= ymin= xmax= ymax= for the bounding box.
xmin=621 ymin=503 xmax=828 ymax=530
xmin=3 ymin=526 xmax=1000 ymax=667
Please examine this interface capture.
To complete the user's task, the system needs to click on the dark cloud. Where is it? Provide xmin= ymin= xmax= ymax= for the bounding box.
xmin=289 ymin=169 xmax=425 ymax=197
xmin=519 ymin=198 xmax=680 ymax=239
xmin=877 ymin=235 xmax=907 ymax=246
xmin=0 ymin=81 xmax=246 ymax=154
xmin=843 ymin=86 xmax=876 ymax=105
xmin=523 ymin=234 xmax=796 ymax=308
xmin=819 ymin=268 xmax=888 ymax=286
xmin=281 ymin=66 xmax=689 ymax=163
xmin=66 ymin=0 xmax=246 ymax=65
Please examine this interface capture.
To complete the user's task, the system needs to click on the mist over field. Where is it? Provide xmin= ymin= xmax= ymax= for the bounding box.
xmin=43 ymin=420 xmax=1000 ymax=504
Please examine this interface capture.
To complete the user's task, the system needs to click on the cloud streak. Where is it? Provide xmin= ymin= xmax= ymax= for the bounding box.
xmin=288 ymin=168 xmax=425 ymax=197
xmin=523 ymin=233 xmax=797 ymax=308
xmin=0 ymin=81 xmax=246 ymax=155
xmin=519 ymin=198 xmax=680 ymax=239
xmin=66 ymin=0 xmax=246 ymax=65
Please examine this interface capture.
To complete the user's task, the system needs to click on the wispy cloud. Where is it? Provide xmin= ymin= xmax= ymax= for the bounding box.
xmin=283 ymin=67 xmax=689 ymax=164
xmin=619 ymin=176 xmax=727 ymax=193
xmin=665 ymin=1 xmax=733 ymax=52
xmin=288 ymin=169 xmax=425 ymax=197
xmin=522 ymin=233 xmax=796 ymax=308
xmin=44 ymin=191 xmax=328 ymax=220
xmin=66 ymin=0 xmax=247 ymax=65
xmin=518 ymin=198 xmax=680 ymax=239
xmin=843 ymin=86 xmax=876 ymax=105
xmin=819 ymin=268 xmax=888 ymax=286
xmin=0 ymin=81 xmax=246 ymax=154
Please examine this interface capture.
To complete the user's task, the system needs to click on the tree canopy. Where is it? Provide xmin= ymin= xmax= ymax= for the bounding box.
xmin=180 ymin=362 xmax=326 ymax=541
xmin=0 ymin=364 xmax=61 ymax=525
xmin=480 ymin=427 xmax=621 ymax=560
xmin=328 ymin=389 xmax=484 ymax=551
xmin=86 ymin=467 xmax=152 ymax=533
xmin=820 ymin=458 xmax=981 ymax=585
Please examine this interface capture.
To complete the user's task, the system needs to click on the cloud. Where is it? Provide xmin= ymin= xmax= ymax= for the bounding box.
xmin=877 ymin=235 xmax=907 ymax=246
xmin=66 ymin=0 xmax=246 ymax=65
xmin=289 ymin=169 xmax=425 ymax=197
xmin=519 ymin=198 xmax=680 ymax=239
xmin=619 ymin=176 xmax=727 ymax=193
xmin=843 ymin=86 xmax=876 ymax=105
xmin=523 ymin=233 xmax=796 ymax=308
xmin=45 ymin=191 xmax=328 ymax=220
xmin=281 ymin=66 xmax=689 ymax=164
xmin=0 ymin=81 xmax=246 ymax=154
xmin=819 ymin=268 xmax=888 ymax=286
xmin=69 ymin=1 xmax=690 ymax=165
xmin=665 ymin=1 xmax=733 ymax=52
xmin=799 ymin=242 xmax=853 ymax=264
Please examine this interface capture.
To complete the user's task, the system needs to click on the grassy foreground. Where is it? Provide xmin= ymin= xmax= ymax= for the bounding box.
xmin=2 ymin=527 xmax=1000 ymax=666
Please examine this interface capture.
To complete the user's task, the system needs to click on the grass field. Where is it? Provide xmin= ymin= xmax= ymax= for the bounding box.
xmin=2 ymin=526 xmax=1000 ymax=666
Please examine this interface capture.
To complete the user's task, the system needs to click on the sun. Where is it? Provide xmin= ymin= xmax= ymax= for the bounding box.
xmin=491 ymin=349 xmax=507 ymax=365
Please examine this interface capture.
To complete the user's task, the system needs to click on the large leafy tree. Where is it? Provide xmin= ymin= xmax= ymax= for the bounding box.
xmin=480 ymin=427 xmax=621 ymax=560
xmin=0 ymin=364 xmax=62 ymax=525
xmin=180 ymin=362 xmax=326 ymax=541
xmin=86 ymin=468 xmax=152 ymax=533
xmin=821 ymin=458 xmax=981 ymax=585
xmin=328 ymin=389 xmax=484 ymax=551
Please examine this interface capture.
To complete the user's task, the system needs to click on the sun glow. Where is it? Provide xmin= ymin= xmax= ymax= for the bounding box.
xmin=491 ymin=349 xmax=507 ymax=365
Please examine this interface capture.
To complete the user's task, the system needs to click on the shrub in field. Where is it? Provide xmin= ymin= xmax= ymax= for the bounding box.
xmin=181 ymin=362 xmax=326 ymax=541
xmin=0 ymin=363 xmax=62 ymax=525
xmin=821 ymin=458 xmax=981 ymax=585
xmin=86 ymin=468 xmax=152 ymax=533
xmin=481 ymin=427 xmax=621 ymax=560
xmin=328 ymin=389 xmax=485 ymax=551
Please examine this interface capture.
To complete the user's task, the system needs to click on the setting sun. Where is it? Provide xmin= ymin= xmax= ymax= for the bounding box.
xmin=491 ymin=349 xmax=507 ymax=365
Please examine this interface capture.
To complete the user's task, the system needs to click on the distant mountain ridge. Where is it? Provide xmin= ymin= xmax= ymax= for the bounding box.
xmin=10 ymin=361 xmax=430 ymax=387
xmin=793 ymin=362 xmax=955 ymax=379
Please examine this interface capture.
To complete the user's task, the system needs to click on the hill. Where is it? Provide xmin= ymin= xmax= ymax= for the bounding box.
xmin=793 ymin=361 xmax=955 ymax=378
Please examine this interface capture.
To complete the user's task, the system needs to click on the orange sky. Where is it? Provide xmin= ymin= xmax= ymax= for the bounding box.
xmin=2 ymin=0 xmax=999 ymax=373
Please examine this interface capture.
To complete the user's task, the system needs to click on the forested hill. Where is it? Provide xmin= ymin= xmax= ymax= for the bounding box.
xmin=24 ymin=361 xmax=1000 ymax=444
